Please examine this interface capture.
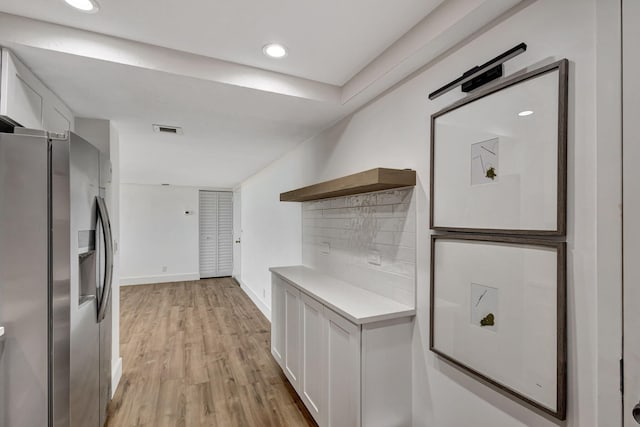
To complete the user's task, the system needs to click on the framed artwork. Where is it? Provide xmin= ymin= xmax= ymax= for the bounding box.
xmin=430 ymin=234 xmax=566 ymax=420
xmin=430 ymin=59 xmax=568 ymax=235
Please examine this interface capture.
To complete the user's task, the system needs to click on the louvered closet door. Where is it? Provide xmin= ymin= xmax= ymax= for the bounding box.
xmin=199 ymin=191 xmax=233 ymax=278
xmin=216 ymin=192 xmax=233 ymax=276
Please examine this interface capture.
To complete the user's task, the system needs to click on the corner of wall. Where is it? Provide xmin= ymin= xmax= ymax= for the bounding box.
xmin=111 ymin=356 xmax=122 ymax=398
xmin=595 ymin=0 xmax=623 ymax=424
xmin=235 ymin=276 xmax=271 ymax=321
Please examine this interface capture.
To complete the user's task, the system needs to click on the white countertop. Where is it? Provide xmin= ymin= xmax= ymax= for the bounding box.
xmin=269 ymin=265 xmax=415 ymax=325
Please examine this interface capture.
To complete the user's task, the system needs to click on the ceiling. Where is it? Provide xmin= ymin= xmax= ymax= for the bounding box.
xmin=0 ymin=0 xmax=444 ymax=85
xmin=12 ymin=45 xmax=348 ymax=187
xmin=0 ymin=1 xmax=524 ymax=188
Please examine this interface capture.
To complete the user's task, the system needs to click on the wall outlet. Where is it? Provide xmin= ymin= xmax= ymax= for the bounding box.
xmin=162 ymin=266 xmax=168 ymax=273
xmin=367 ymin=250 xmax=382 ymax=266
xmin=320 ymin=242 xmax=330 ymax=255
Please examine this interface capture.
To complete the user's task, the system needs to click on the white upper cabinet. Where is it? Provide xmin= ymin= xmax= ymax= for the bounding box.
xmin=0 ymin=49 xmax=74 ymax=133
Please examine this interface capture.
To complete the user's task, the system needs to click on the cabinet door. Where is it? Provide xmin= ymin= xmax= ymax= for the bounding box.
xmin=1 ymin=49 xmax=43 ymax=129
xmin=270 ymin=275 xmax=285 ymax=369
xmin=1 ymin=49 xmax=75 ymax=132
xmin=326 ymin=308 xmax=361 ymax=427
xmin=284 ymin=283 xmax=302 ymax=390
xmin=300 ymin=293 xmax=327 ymax=425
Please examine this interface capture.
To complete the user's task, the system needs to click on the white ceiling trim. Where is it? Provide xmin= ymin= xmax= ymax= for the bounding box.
xmin=341 ymin=0 xmax=525 ymax=106
xmin=0 ymin=0 xmax=526 ymax=111
xmin=0 ymin=12 xmax=341 ymax=103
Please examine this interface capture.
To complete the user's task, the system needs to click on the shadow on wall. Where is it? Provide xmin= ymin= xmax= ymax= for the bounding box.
xmin=302 ymin=116 xmax=353 ymax=183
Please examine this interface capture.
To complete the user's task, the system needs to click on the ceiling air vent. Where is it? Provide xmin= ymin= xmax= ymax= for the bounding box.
xmin=153 ymin=124 xmax=183 ymax=135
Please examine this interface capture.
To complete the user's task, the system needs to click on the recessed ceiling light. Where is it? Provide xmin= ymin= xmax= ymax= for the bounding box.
xmin=518 ymin=110 xmax=534 ymax=117
xmin=63 ymin=0 xmax=99 ymax=13
xmin=263 ymin=44 xmax=287 ymax=59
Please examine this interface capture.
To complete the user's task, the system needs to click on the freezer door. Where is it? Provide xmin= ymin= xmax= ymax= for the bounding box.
xmin=69 ymin=133 xmax=101 ymax=427
xmin=98 ymin=151 xmax=113 ymax=427
xmin=0 ymin=132 xmax=50 ymax=427
xmin=68 ymin=132 xmax=114 ymax=427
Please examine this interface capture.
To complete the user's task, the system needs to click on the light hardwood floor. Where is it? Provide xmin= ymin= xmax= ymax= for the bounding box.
xmin=107 ymin=278 xmax=316 ymax=427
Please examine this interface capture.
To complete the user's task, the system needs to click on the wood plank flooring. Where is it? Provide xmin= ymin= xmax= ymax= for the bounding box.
xmin=107 ymin=278 xmax=316 ymax=427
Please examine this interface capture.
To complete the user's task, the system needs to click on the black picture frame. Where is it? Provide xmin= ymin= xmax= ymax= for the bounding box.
xmin=429 ymin=59 xmax=569 ymax=236
xmin=429 ymin=234 xmax=567 ymax=420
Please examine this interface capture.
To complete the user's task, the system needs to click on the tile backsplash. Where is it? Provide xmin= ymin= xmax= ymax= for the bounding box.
xmin=302 ymin=188 xmax=416 ymax=307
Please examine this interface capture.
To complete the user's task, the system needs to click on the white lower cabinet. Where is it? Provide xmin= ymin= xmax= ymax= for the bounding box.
xmin=301 ymin=293 xmax=327 ymax=425
xmin=326 ymin=308 xmax=360 ymax=427
xmin=271 ymin=276 xmax=285 ymax=368
xmin=284 ymin=283 xmax=302 ymax=390
xmin=271 ymin=273 xmax=412 ymax=427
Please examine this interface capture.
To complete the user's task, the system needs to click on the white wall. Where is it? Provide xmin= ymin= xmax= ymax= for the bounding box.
xmin=240 ymin=159 xmax=304 ymax=319
xmin=595 ymin=1 xmax=622 ymax=426
xmin=75 ymin=118 xmax=110 ymax=154
xmin=120 ymin=184 xmax=200 ymax=285
xmin=621 ymin=2 xmax=639 ymax=425
xmin=239 ymin=0 xmax=620 ymax=425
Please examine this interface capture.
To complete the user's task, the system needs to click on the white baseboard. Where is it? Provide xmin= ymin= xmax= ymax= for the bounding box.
xmin=234 ymin=276 xmax=271 ymax=321
xmin=111 ymin=357 xmax=122 ymax=398
xmin=120 ymin=273 xmax=200 ymax=286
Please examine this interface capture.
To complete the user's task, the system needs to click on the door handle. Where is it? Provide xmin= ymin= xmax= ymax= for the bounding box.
xmin=96 ymin=196 xmax=113 ymax=323
xmin=634 ymin=401 xmax=640 ymax=423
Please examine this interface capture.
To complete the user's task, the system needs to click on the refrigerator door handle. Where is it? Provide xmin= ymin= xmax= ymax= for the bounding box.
xmin=96 ymin=196 xmax=113 ymax=323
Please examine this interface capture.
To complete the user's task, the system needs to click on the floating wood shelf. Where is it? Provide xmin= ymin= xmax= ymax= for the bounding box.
xmin=280 ymin=168 xmax=416 ymax=202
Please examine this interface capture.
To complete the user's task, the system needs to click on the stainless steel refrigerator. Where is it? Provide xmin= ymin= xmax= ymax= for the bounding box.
xmin=0 ymin=128 xmax=114 ymax=427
